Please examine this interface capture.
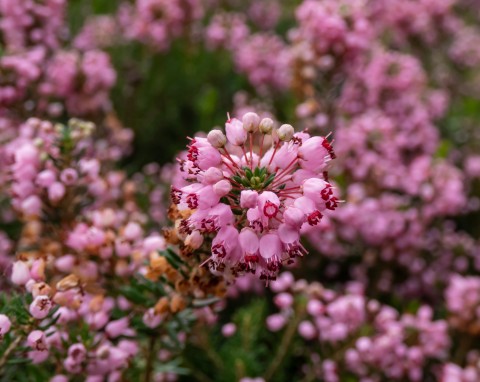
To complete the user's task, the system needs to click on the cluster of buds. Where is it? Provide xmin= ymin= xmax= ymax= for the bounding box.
xmin=172 ymin=112 xmax=339 ymax=282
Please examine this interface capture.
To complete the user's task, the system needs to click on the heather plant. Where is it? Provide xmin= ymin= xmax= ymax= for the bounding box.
xmin=1 ymin=0 xmax=480 ymax=381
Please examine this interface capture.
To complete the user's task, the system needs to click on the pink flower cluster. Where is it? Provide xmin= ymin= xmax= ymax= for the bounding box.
xmin=0 ymin=0 xmax=116 ymax=121
xmin=287 ymin=0 xmax=472 ymax=300
xmin=118 ymin=0 xmax=203 ymax=51
xmin=445 ymin=274 xmax=480 ymax=333
xmin=173 ymin=112 xmax=338 ymax=281
xmin=267 ymin=273 xmax=450 ymax=382
xmin=0 ymin=0 xmax=66 ymax=51
xmin=1 ymin=117 xmax=173 ymax=379
xmin=233 ymin=34 xmax=292 ymax=94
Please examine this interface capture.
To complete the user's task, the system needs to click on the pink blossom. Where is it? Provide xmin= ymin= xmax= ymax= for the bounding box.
xmin=0 ymin=314 xmax=11 ymax=338
xmin=221 ymin=323 xmax=237 ymax=337
xmin=174 ymin=113 xmax=337 ymax=281
xmin=30 ymin=295 xmax=53 ymax=319
xmin=11 ymin=261 xmax=31 ymax=285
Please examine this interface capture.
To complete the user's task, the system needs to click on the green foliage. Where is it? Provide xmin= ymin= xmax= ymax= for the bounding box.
xmin=181 ymin=299 xmax=271 ymax=382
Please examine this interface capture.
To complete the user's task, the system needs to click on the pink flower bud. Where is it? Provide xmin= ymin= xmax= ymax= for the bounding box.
xmin=36 ymin=170 xmax=56 ymax=187
xmin=277 ymin=124 xmax=294 ymax=141
xmin=307 ymin=299 xmax=324 ymax=316
xmin=185 ymin=230 xmax=204 ymax=249
xmin=48 ymin=182 xmax=66 ymax=203
xmin=274 ymin=293 xmax=294 ymax=309
xmin=30 ymin=259 xmax=45 ymax=280
xmin=55 ymin=255 xmax=76 ymax=273
xmin=143 ymin=235 xmax=166 ymax=252
xmin=240 ymin=190 xmax=258 ymax=208
xmin=123 ymin=222 xmax=143 ymax=241
xmin=258 ymin=191 xmax=280 ymax=218
xmin=60 ymin=168 xmax=78 ymax=185
xmin=213 ymin=179 xmax=232 ymax=196
xmin=106 ymin=317 xmax=134 ymax=338
xmin=29 ymin=295 xmax=52 ymax=319
xmin=259 ymin=118 xmax=274 ymax=134
xmin=266 ymin=313 xmax=286 ymax=331
xmin=0 ymin=314 xmax=11 ymax=338
xmin=242 ymin=112 xmax=260 ymax=133
xmin=298 ymin=137 xmax=329 ymax=172
xmin=221 ymin=323 xmax=237 ymax=337
xmin=298 ymin=320 xmax=316 ymax=340
xmin=207 ymin=129 xmax=227 ymax=148
xmin=11 ymin=261 xmax=31 ymax=285
xmin=203 ymin=167 xmax=224 ymax=184
xmin=21 ymin=195 xmax=42 ymax=216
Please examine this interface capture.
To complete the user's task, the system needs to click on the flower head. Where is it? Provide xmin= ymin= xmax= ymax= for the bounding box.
xmin=173 ymin=113 xmax=338 ymax=282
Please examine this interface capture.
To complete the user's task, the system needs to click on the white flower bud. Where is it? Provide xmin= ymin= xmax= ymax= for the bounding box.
xmin=259 ymin=118 xmax=274 ymax=134
xmin=207 ymin=129 xmax=227 ymax=148
xmin=277 ymin=124 xmax=294 ymax=141
xmin=242 ymin=112 xmax=260 ymax=133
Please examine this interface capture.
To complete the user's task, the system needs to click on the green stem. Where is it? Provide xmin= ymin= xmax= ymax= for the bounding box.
xmin=0 ymin=335 xmax=23 ymax=373
xmin=144 ymin=335 xmax=157 ymax=382
xmin=263 ymin=304 xmax=305 ymax=381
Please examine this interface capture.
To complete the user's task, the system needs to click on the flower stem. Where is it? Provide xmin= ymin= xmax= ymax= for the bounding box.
xmin=263 ymin=303 xmax=305 ymax=380
xmin=144 ymin=335 xmax=157 ymax=382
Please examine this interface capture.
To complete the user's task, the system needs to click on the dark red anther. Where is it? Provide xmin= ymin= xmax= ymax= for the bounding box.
xmin=212 ymin=243 xmax=226 ymax=258
xmin=263 ymin=201 xmax=279 ymax=218
xmin=186 ymin=193 xmax=198 ymax=209
xmin=307 ymin=210 xmax=323 ymax=226
xmin=170 ymin=187 xmax=182 ymax=204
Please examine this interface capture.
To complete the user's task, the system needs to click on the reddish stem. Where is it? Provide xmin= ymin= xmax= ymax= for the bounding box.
xmin=268 ymin=141 xmax=282 ymax=166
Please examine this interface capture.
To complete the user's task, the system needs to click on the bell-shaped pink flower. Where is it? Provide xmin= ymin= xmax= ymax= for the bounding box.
xmin=278 ymin=223 xmax=300 ymax=244
xmin=27 ymin=330 xmax=48 ymax=351
xmin=212 ymin=226 xmax=240 ymax=260
xmin=302 ymin=178 xmax=329 ymax=204
xmin=283 ymin=206 xmax=306 ymax=228
xmin=259 ymin=233 xmax=282 ymax=259
xmin=298 ymin=136 xmax=330 ymax=172
xmin=239 ymin=228 xmax=260 ymax=263
xmin=226 ymin=118 xmax=247 ymax=146
xmin=258 ymin=191 xmax=280 ymax=219
xmin=29 ymin=295 xmax=52 ymax=319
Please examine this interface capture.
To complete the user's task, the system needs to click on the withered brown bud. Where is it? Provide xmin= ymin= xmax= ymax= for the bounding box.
xmin=154 ymin=297 xmax=170 ymax=315
xmin=170 ymin=294 xmax=186 ymax=313
xmin=56 ymin=274 xmax=80 ymax=291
